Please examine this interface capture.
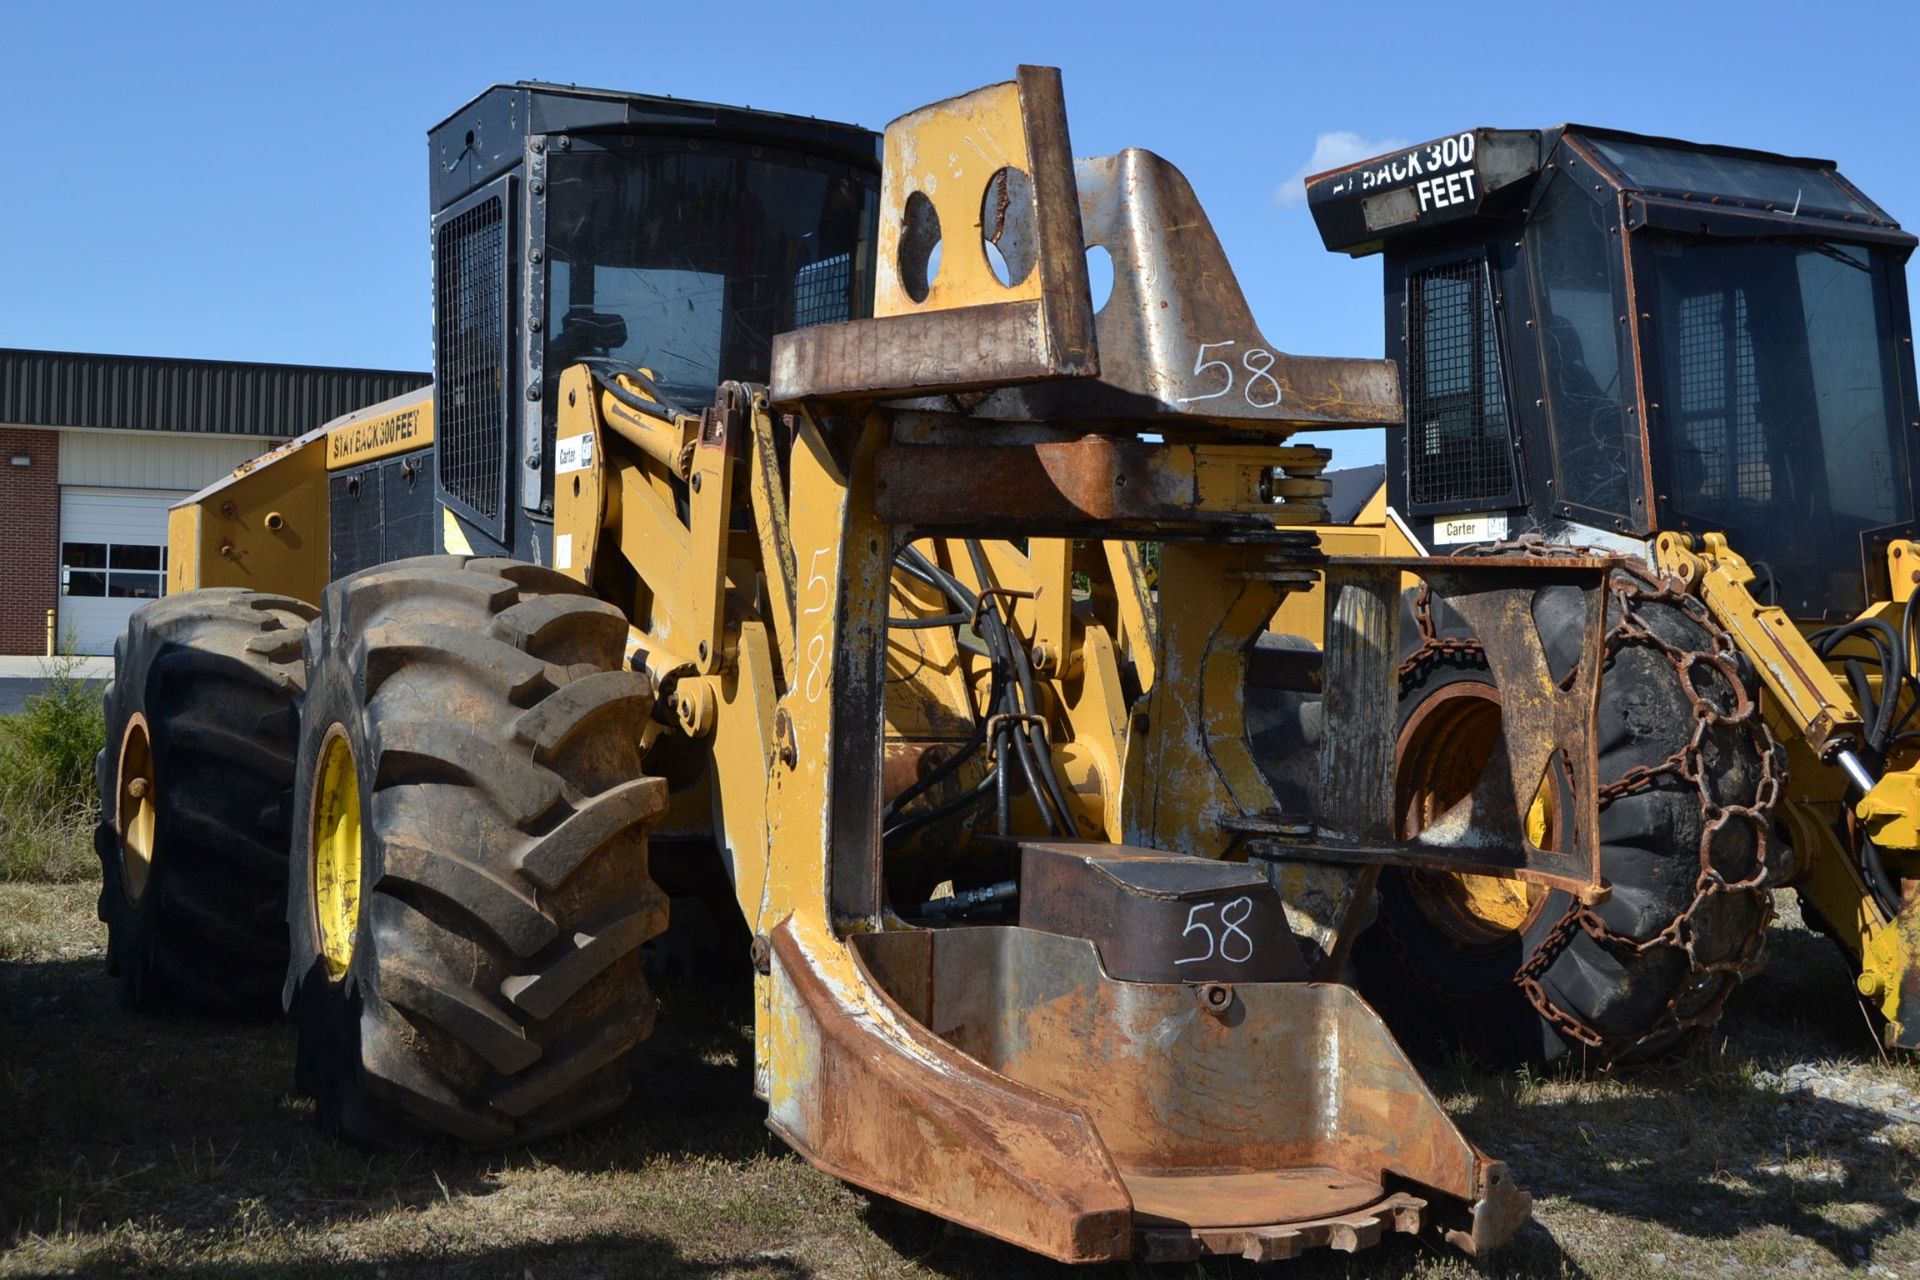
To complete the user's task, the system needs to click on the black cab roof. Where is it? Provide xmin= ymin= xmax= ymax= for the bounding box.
xmin=1305 ymin=124 xmax=1902 ymax=257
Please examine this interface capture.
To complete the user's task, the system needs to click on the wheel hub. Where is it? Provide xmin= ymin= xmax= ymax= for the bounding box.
xmin=311 ymin=727 xmax=363 ymax=980
xmin=115 ymin=713 xmax=157 ymax=900
xmin=1395 ymin=682 xmax=1552 ymax=949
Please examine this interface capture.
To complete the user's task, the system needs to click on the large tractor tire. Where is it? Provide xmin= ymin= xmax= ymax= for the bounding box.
xmin=95 ymin=588 xmax=316 ymax=1014
xmin=1351 ymin=565 xmax=1787 ymax=1067
xmin=285 ymin=556 xmax=668 ymax=1145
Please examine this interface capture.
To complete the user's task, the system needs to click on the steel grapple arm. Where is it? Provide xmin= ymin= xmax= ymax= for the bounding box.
xmin=539 ymin=65 xmax=1631 ymax=1262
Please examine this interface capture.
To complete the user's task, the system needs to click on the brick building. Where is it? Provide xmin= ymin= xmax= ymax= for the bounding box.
xmin=1 ymin=349 xmax=427 ymax=655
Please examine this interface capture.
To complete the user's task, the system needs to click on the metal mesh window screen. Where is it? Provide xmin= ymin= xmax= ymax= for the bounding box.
xmin=1676 ymin=293 xmax=1727 ymax=500
xmin=1733 ymin=293 xmax=1767 ymax=501
xmin=1406 ymin=259 xmax=1518 ymax=509
xmin=435 ymin=195 xmax=507 ymax=523
xmin=1675 ymin=288 xmax=1768 ymax=507
xmin=792 ymin=253 xmax=853 ymax=329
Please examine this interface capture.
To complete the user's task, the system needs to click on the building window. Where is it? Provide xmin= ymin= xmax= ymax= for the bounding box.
xmin=61 ymin=543 xmax=166 ymax=599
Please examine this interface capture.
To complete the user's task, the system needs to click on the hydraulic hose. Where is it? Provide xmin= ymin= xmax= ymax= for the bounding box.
xmin=1813 ymin=616 xmax=1905 ymax=756
xmin=965 ymin=540 xmax=1075 ymax=835
xmin=882 ymin=548 xmax=1001 ymax=826
xmin=883 ymin=541 xmax=1078 ymax=842
xmin=882 ymin=769 xmax=997 ymax=845
xmin=1834 ymin=747 xmax=1904 ymax=918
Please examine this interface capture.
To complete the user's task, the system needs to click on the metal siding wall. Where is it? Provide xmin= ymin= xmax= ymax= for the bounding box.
xmin=1 ymin=348 xmax=429 ymax=437
xmin=56 ymin=430 xmax=272 ymax=490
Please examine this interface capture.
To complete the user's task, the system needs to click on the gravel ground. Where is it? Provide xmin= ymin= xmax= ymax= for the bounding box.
xmin=1757 ymin=1062 xmax=1920 ymax=1132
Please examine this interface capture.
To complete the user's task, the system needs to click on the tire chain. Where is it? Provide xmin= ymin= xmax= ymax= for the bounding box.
xmin=1389 ymin=534 xmax=1784 ymax=1065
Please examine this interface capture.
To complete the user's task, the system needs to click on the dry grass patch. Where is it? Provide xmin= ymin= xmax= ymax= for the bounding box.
xmin=0 ymin=882 xmax=97 ymax=962
xmin=0 ymin=668 xmax=105 ymax=886
xmin=0 ymin=781 xmax=95 ymax=886
xmin=4 ymin=886 xmax=1920 ymax=1278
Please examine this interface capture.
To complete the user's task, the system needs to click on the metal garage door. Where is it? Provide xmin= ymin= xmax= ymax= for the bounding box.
xmin=58 ymin=487 xmax=187 ymax=655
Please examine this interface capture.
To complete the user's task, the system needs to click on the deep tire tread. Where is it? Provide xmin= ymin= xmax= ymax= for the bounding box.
xmin=512 ymin=670 xmax=657 ymax=761
xmin=355 ymin=621 xmax=555 ymax=707
xmin=517 ymin=778 xmax=668 ymax=892
xmin=289 ymin=556 xmax=666 ymax=1147
xmin=1352 ymin=570 xmax=1778 ymax=1068
xmin=376 ymin=840 xmax=559 ymax=959
xmin=94 ymin=587 xmax=315 ymax=1016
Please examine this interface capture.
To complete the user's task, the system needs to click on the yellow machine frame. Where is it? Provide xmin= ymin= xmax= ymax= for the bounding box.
xmin=1654 ymin=532 xmax=1920 ymax=1042
xmin=168 ymin=388 xmax=434 ymax=602
xmin=526 ymin=67 xmax=1573 ymax=1259
xmin=144 ymin=66 xmax=1640 ymax=1263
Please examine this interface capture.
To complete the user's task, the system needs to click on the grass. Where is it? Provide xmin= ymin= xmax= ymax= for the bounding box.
xmin=0 ymin=654 xmax=104 ymax=885
xmin=0 ymin=779 xmax=95 ymax=885
xmin=3 ymin=884 xmax=1920 ymax=1279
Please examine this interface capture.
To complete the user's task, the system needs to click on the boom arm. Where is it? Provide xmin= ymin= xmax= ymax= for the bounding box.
xmin=1656 ymin=529 xmax=1920 ymax=1045
xmin=542 ymin=64 xmax=1584 ymax=1261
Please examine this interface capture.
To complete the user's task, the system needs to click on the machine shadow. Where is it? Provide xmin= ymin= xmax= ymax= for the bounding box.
xmin=0 ymin=948 xmax=781 ymax=1250
xmin=1428 ymin=911 xmax=1920 ymax=1270
xmin=7 ymin=907 xmax=1913 ymax=1274
xmin=21 ymin=1231 xmax=814 ymax=1280
xmin=1454 ymin=1084 xmax=1918 ymax=1269
xmin=856 ymin=1196 xmax=1592 ymax=1280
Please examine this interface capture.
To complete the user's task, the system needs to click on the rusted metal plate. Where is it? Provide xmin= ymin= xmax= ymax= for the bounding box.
xmin=847 ymin=922 xmax=1530 ymax=1259
xmin=1259 ymin=554 xmax=1615 ymax=898
xmin=876 ymin=437 xmax=1170 ymax=527
xmin=772 ymin=299 xmax=1077 ymax=403
xmin=1415 ymin=563 xmax=1608 ymax=893
xmin=873 ymin=437 xmax=1326 ymax=534
xmin=1136 ymin=1188 xmax=1427 ymax=1262
xmin=969 ymin=150 xmax=1401 ymax=430
xmin=763 ymin=920 xmax=1134 ymax=1264
xmin=772 ymin=77 xmax=1394 ymax=432
xmin=1017 ymin=841 xmax=1307 ymax=982
xmin=1249 ymin=837 xmax=1606 ymax=899
xmin=1318 ymin=564 xmax=1400 ymax=845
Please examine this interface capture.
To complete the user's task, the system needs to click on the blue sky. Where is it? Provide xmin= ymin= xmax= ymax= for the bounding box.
xmin=5 ymin=0 xmax=1917 ymax=467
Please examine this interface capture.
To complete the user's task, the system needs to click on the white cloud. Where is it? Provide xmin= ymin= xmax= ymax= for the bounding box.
xmin=1274 ymin=131 xmax=1409 ymax=208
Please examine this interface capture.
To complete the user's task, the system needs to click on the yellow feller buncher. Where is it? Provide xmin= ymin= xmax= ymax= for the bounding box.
xmin=95 ymin=69 xmax=1638 ymax=1262
xmin=1279 ymin=124 xmax=1920 ymax=1065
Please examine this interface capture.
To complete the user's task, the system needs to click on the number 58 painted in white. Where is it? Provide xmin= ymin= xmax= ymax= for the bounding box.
xmin=1173 ymin=895 xmax=1256 ymax=965
xmin=1176 ymin=341 xmax=1283 ymax=410
xmin=800 ymin=547 xmax=833 ymax=703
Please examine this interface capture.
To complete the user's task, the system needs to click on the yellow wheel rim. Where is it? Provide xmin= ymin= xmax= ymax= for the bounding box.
xmin=310 ymin=727 xmax=363 ymax=981
xmin=1396 ymin=682 xmax=1553 ymax=949
xmin=116 ymin=713 xmax=157 ymax=901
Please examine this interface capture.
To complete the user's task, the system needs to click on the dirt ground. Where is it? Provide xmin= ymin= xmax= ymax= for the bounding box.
xmin=4 ymin=883 xmax=1919 ymax=1280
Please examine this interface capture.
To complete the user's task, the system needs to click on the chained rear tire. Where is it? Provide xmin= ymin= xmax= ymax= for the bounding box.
xmin=1353 ymin=566 xmax=1786 ymax=1067
xmin=285 ymin=556 xmax=668 ymax=1145
xmin=95 ymin=589 xmax=315 ymax=1014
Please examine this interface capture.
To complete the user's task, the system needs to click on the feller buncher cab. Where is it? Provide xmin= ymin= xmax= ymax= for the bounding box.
xmin=103 ymin=71 xmax=1657 ymax=1262
xmin=424 ymin=82 xmax=883 ymax=567
xmin=1303 ymin=128 xmax=1920 ymax=1055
